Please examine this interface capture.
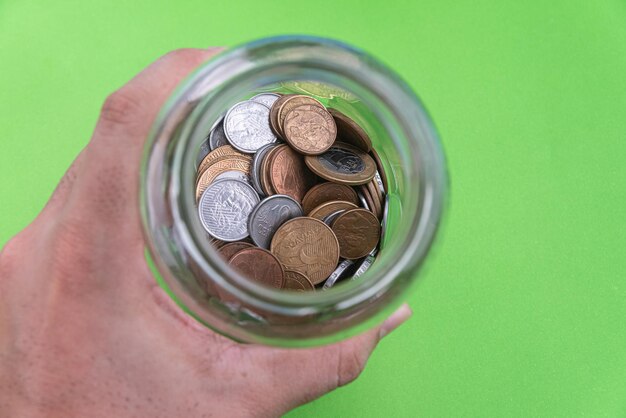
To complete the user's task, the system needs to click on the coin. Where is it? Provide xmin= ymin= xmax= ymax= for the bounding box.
xmin=370 ymin=174 xmax=385 ymax=206
xmin=283 ymin=270 xmax=315 ymax=292
xmin=366 ymin=180 xmax=383 ymax=219
xmin=370 ymin=148 xmax=389 ymax=192
xmin=248 ymin=195 xmax=303 ymax=249
xmin=209 ymin=118 xmax=230 ymax=151
xmin=214 ymin=169 xmax=252 ymax=185
xmin=360 ymin=184 xmax=381 ymax=220
xmin=373 ymin=170 xmax=386 ymax=195
xmin=270 ymin=217 xmax=340 ymax=284
xmin=198 ymin=179 xmax=260 ymax=241
xmin=308 ymin=200 xmax=358 ymax=221
xmin=195 ymin=157 xmax=252 ymax=202
xmin=218 ymin=241 xmax=255 ymax=261
xmin=283 ymin=105 xmax=337 ymax=155
xmin=269 ymin=94 xmax=296 ymax=138
xmin=277 ymin=95 xmax=325 ymax=137
xmin=322 ymin=259 xmax=355 ymax=290
xmin=250 ymin=93 xmax=281 ymax=108
xmin=228 ymin=247 xmax=285 ymax=289
xmin=251 ymin=143 xmax=278 ymax=196
xmin=380 ymin=194 xmax=389 ymax=249
xmin=304 ymin=142 xmax=376 ymax=185
xmin=196 ymin=136 xmax=211 ymax=170
xmin=260 ymin=144 xmax=284 ymax=195
xmin=328 ymin=108 xmax=372 ymax=152
xmin=322 ymin=209 xmax=345 ymax=226
xmin=197 ymin=145 xmax=251 ymax=178
xmin=352 ymin=251 xmax=377 ymax=280
xmin=268 ymin=145 xmax=317 ymax=203
xmin=357 ymin=190 xmax=370 ymax=210
xmin=301 ymin=182 xmax=359 ymax=214
xmin=331 ymin=209 xmax=381 ymax=259
xmin=224 ymin=100 xmax=277 ymax=153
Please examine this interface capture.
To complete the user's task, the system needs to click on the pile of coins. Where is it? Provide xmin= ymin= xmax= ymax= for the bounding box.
xmin=195 ymin=92 xmax=388 ymax=292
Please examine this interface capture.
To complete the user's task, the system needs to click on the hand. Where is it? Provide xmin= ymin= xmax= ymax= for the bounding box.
xmin=0 ymin=48 xmax=413 ymax=418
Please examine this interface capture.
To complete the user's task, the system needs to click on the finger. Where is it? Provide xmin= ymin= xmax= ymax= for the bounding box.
xmin=249 ymin=304 xmax=413 ymax=412
xmin=63 ymin=48 xmax=223 ymax=239
xmin=39 ymin=148 xmax=86 ymax=217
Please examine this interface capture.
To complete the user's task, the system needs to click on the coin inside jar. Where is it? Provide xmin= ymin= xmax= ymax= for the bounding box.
xmin=268 ymin=145 xmax=317 ymax=202
xmin=224 ymin=100 xmax=277 ymax=153
xmin=271 ymin=217 xmax=340 ymax=284
xmin=276 ymin=95 xmax=325 ymax=137
xmin=269 ymin=94 xmax=296 ymax=138
xmin=328 ymin=108 xmax=372 ymax=152
xmin=228 ymin=247 xmax=285 ymax=289
xmin=248 ymin=195 xmax=303 ymax=249
xmin=283 ymin=270 xmax=315 ymax=292
xmin=195 ymin=157 xmax=252 ymax=202
xmin=301 ymin=182 xmax=359 ymax=214
xmin=331 ymin=208 xmax=381 ymax=259
xmin=305 ymin=142 xmax=377 ymax=185
xmin=283 ymin=104 xmax=337 ymax=155
xmin=308 ymin=200 xmax=358 ymax=221
xmin=197 ymin=145 xmax=250 ymax=178
xmin=218 ymin=241 xmax=255 ymax=261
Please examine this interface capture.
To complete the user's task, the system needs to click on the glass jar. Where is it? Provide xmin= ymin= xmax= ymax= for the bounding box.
xmin=140 ymin=36 xmax=448 ymax=347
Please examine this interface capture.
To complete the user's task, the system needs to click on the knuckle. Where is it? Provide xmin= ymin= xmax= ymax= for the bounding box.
xmin=99 ymin=88 xmax=145 ymax=132
xmin=337 ymin=349 xmax=368 ymax=387
xmin=47 ymin=219 xmax=98 ymax=286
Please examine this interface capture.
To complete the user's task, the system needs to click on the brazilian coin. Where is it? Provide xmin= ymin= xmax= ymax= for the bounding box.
xmin=197 ymin=144 xmax=250 ymax=179
xmin=352 ymin=249 xmax=378 ymax=280
xmin=268 ymin=145 xmax=318 ymax=203
xmin=195 ymin=157 xmax=251 ymax=202
xmin=214 ymin=169 xmax=252 ymax=186
xmin=269 ymin=94 xmax=296 ymax=138
xmin=328 ymin=108 xmax=372 ymax=152
xmin=251 ymin=143 xmax=278 ymax=196
xmin=283 ymin=270 xmax=315 ymax=292
xmin=308 ymin=200 xmax=358 ymax=221
xmin=271 ymin=217 xmax=340 ymax=284
xmin=228 ymin=247 xmax=285 ymax=289
xmin=277 ymin=95 xmax=325 ymax=138
xmin=248 ymin=195 xmax=303 ymax=249
xmin=283 ymin=104 xmax=337 ymax=155
xmin=302 ymin=182 xmax=359 ymax=215
xmin=224 ymin=100 xmax=277 ymax=153
xmin=218 ymin=241 xmax=255 ymax=261
xmin=370 ymin=148 xmax=389 ymax=192
xmin=322 ymin=259 xmax=355 ymax=290
xmin=196 ymin=136 xmax=211 ymax=170
xmin=357 ymin=190 xmax=370 ymax=211
xmin=331 ymin=209 xmax=381 ymax=259
xmin=198 ymin=179 xmax=260 ymax=241
xmin=305 ymin=142 xmax=376 ymax=185
xmin=209 ymin=117 xmax=230 ymax=151
xmin=250 ymin=92 xmax=281 ymax=108
xmin=322 ymin=209 xmax=346 ymax=226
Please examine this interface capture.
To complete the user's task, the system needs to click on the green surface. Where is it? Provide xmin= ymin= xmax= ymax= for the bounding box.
xmin=1 ymin=0 xmax=625 ymax=416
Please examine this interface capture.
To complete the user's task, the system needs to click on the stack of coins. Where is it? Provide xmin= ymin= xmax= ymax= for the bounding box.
xmin=195 ymin=92 xmax=388 ymax=292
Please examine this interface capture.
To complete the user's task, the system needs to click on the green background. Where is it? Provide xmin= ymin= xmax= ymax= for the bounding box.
xmin=1 ymin=0 xmax=625 ymax=416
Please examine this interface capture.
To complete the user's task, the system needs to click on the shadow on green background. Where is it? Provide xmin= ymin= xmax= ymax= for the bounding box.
xmin=1 ymin=1 xmax=625 ymax=416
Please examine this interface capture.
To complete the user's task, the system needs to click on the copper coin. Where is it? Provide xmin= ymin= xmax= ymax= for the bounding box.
xmin=195 ymin=157 xmax=252 ymax=202
xmin=197 ymin=145 xmax=250 ymax=178
xmin=268 ymin=145 xmax=317 ymax=202
xmin=331 ymin=209 xmax=381 ymax=260
xmin=270 ymin=217 xmax=340 ymax=284
xmin=277 ymin=95 xmax=325 ymax=137
xmin=369 ymin=175 xmax=385 ymax=208
xmin=260 ymin=144 xmax=285 ymax=195
xmin=283 ymin=105 xmax=337 ymax=155
xmin=218 ymin=241 xmax=255 ymax=261
xmin=301 ymin=182 xmax=359 ymax=214
xmin=228 ymin=247 xmax=285 ymax=289
xmin=367 ymin=180 xmax=383 ymax=219
xmin=283 ymin=270 xmax=315 ymax=292
xmin=328 ymin=108 xmax=372 ymax=152
xmin=370 ymin=148 xmax=389 ymax=192
xmin=308 ymin=200 xmax=359 ymax=221
xmin=269 ymin=94 xmax=296 ymax=138
xmin=360 ymin=184 xmax=381 ymax=220
xmin=304 ymin=142 xmax=377 ymax=185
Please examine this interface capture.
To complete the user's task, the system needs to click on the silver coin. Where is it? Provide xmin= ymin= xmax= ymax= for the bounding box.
xmin=214 ymin=170 xmax=252 ymax=185
xmin=209 ymin=117 xmax=229 ymax=151
xmin=318 ymin=147 xmax=365 ymax=174
xmin=251 ymin=143 xmax=278 ymax=196
xmin=323 ymin=259 xmax=355 ymax=290
xmin=380 ymin=194 xmax=389 ymax=246
xmin=250 ymin=93 xmax=281 ymax=108
xmin=224 ymin=100 xmax=277 ymax=153
xmin=374 ymin=171 xmax=386 ymax=194
xmin=198 ymin=179 xmax=260 ymax=242
xmin=352 ymin=253 xmax=376 ymax=280
xmin=248 ymin=195 xmax=303 ymax=249
xmin=357 ymin=191 xmax=370 ymax=210
xmin=196 ymin=136 xmax=211 ymax=170
xmin=322 ymin=209 xmax=345 ymax=226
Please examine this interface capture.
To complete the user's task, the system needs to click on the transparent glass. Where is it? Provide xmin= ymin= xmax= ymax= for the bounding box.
xmin=140 ymin=36 xmax=448 ymax=347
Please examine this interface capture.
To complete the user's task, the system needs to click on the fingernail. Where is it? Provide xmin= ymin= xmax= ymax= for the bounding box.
xmin=379 ymin=304 xmax=412 ymax=339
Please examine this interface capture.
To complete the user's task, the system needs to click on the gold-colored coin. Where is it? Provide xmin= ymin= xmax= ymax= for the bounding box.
xmin=360 ymin=183 xmax=381 ymax=220
xmin=270 ymin=217 xmax=340 ymax=285
xmin=195 ymin=157 xmax=251 ymax=201
xmin=260 ymin=144 xmax=285 ymax=195
xmin=304 ymin=142 xmax=377 ymax=185
xmin=328 ymin=108 xmax=372 ymax=152
xmin=308 ymin=200 xmax=359 ymax=221
xmin=268 ymin=145 xmax=318 ymax=203
xmin=269 ymin=94 xmax=296 ymax=138
xmin=283 ymin=270 xmax=315 ymax=292
xmin=277 ymin=95 xmax=325 ymax=138
xmin=331 ymin=209 xmax=381 ymax=260
xmin=283 ymin=105 xmax=337 ymax=155
xmin=302 ymin=182 xmax=359 ymax=214
xmin=197 ymin=145 xmax=250 ymax=178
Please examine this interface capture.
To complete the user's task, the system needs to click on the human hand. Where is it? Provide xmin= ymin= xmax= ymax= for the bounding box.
xmin=0 ymin=48 xmax=413 ymax=418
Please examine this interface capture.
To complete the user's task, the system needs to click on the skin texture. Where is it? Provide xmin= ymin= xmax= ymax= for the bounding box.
xmin=0 ymin=48 xmax=413 ymax=418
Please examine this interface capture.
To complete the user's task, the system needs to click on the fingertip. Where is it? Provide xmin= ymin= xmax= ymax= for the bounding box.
xmin=379 ymin=303 xmax=412 ymax=339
